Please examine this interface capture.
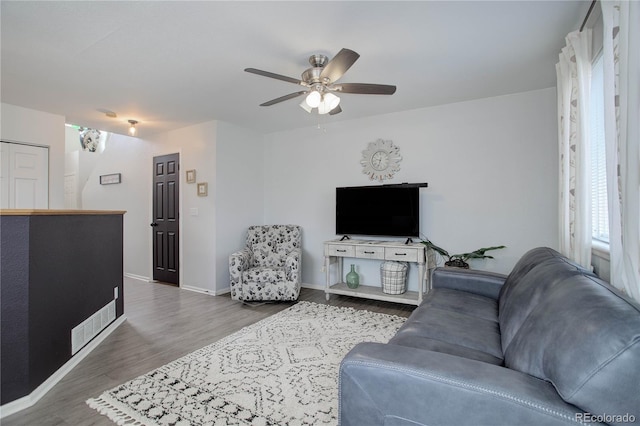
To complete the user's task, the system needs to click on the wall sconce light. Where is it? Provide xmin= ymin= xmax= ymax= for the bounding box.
xmin=128 ymin=120 xmax=138 ymax=136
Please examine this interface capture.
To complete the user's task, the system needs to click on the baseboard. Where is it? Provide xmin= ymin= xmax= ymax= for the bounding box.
xmin=0 ymin=316 xmax=127 ymax=419
xmin=183 ymin=284 xmax=319 ymax=297
xmin=126 ymin=276 xmax=231 ymax=296
xmin=215 ymin=287 xmax=231 ymax=295
xmin=301 ymin=282 xmax=324 ymax=291
xmin=181 ymin=284 xmax=231 ymax=296
xmin=127 ymin=276 xmax=318 ymax=294
xmin=124 ymin=272 xmax=151 ymax=282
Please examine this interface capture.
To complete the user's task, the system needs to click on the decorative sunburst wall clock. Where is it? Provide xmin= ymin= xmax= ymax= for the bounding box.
xmin=361 ymin=139 xmax=402 ymax=182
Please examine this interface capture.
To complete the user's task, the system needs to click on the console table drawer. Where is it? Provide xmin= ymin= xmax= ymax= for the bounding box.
xmin=356 ymin=245 xmax=385 ymax=259
xmin=385 ymin=247 xmax=419 ymax=262
xmin=327 ymin=244 xmax=355 ymax=257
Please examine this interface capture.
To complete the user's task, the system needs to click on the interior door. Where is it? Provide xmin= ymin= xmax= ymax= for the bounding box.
xmin=0 ymin=141 xmax=49 ymax=209
xmin=152 ymin=153 xmax=179 ymax=285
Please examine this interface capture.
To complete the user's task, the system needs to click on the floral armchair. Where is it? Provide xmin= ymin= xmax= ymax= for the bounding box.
xmin=229 ymin=225 xmax=301 ymax=301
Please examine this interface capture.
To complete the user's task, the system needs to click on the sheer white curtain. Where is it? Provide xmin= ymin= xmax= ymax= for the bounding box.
xmin=601 ymin=0 xmax=640 ymax=301
xmin=556 ymin=30 xmax=593 ymax=269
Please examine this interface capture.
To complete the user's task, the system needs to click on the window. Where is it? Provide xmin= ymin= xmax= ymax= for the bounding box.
xmin=589 ymin=52 xmax=609 ymax=244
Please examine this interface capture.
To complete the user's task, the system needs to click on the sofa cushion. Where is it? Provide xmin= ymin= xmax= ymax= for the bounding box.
xmin=498 ymin=247 xmax=586 ymax=306
xmin=503 ymin=273 xmax=640 ymax=418
xmin=242 ymin=266 xmax=286 ymax=284
xmin=389 ymin=334 xmax=503 ymax=365
xmin=247 ymin=225 xmax=301 ymax=268
xmin=389 ymin=288 xmax=503 ymax=363
xmin=499 ymin=258 xmax=587 ymax=351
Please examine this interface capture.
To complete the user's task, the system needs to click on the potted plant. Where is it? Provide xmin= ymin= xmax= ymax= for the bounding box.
xmin=421 ymin=239 xmax=505 ymax=269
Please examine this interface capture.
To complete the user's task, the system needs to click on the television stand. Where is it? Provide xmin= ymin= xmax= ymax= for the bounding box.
xmin=323 ymin=239 xmax=435 ymax=306
xmin=404 ymin=237 xmax=414 ymax=244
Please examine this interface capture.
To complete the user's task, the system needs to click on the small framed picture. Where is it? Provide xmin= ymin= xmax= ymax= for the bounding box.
xmin=186 ymin=169 xmax=196 ymax=183
xmin=197 ymin=182 xmax=208 ymax=197
xmin=99 ymin=173 xmax=121 ymax=185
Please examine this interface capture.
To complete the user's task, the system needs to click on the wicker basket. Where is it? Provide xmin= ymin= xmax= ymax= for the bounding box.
xmin=380 ymin=261 xmax=408 ymax=294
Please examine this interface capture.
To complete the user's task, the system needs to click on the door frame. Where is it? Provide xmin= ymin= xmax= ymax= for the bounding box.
xmin=149 ymin=150 xmax=183 ymax=287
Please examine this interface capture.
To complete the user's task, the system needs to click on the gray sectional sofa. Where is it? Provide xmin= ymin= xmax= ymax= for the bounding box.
xmin=339 ymin=247 xmax=640 ymax=425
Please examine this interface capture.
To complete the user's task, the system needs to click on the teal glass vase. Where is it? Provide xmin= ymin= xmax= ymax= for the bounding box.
xmin=346 ymin=264 xmax=359 ymax=289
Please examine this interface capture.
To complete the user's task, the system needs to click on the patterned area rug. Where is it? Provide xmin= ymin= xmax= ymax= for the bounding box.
xmin=87 ymin=301 xmax=405 ymax=425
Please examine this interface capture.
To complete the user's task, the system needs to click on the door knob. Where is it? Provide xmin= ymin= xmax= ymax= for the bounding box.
xmin=150 ymin=222 xmax=158 ymax=227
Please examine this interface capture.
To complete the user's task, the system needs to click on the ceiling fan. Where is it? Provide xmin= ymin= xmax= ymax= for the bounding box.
xmin=245 ymin=48 xmax=396 ymax=115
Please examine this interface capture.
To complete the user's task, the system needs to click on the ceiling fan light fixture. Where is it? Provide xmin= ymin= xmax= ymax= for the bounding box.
xmin=305 ymin=90 xmax=321 ymax=108
xmin=324 ymin=92 xmax=340 ymax=109
xmin=317 ymin=100 xmax=330 ymax=115
xmin=299 ymin=100 xmax=313 ymax=113
xmin=245 ymin=48 xmax=394 ymax=117
xmin=318 ymin=93 xmax=340 ymax=115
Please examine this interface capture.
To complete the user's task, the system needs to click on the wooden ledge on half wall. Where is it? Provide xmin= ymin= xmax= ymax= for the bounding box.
xmin=0 ymin=209 xmax=127 ymax=216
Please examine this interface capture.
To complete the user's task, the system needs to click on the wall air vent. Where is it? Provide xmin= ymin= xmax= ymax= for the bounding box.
xmin=71 ymin=300 xmax=116 ymax=355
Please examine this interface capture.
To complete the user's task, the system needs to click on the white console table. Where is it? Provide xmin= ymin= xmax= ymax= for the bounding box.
xmin=324 ymin=239 xmax=434 ymax=306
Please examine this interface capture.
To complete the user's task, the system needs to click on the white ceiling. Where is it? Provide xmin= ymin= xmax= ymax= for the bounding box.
xmin=1 ymin=1 xmax=589 ymax=137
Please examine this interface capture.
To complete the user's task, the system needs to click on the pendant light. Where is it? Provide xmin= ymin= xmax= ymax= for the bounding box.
xmin=128 ymin=120 xmax=138 ymax=136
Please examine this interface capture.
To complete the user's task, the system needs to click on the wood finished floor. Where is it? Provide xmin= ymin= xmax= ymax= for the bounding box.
xmin=3 ymin=278 xmax=415 ymax=425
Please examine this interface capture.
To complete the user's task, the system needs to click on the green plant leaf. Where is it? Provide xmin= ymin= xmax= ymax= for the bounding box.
xmin=462 ymin=246 xmax=506 ymax=261
xmin=421 ymin=241 xmax=505 ymax=264
xmin=421 ymin=239 xmax=450 ymax=259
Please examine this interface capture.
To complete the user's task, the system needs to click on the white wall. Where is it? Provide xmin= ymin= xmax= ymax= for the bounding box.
xmin=214 ymin=121 xmax=264 ymax=292
xmin=1 ymin=103 xmax=66 ymax=208
xmin=82 ymin=133 xmax=155 ymax=279
xmin=263 ymin=88 xmax=559 ymax=289
xmin=81 ymin=119 xmax=263 ymax=295
xmin=151 ymin=122 xmax=219 ymax=293
xmin=2 ymin=88 xmax=560 ymax=292
xmin=83 ymin=122 xmax=220 ymax=289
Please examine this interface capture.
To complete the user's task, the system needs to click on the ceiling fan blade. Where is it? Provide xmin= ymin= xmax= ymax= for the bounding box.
xmin=259 ymin=91 xmax=307 ymax=106
xmin=329 ymin=105 xmax=342 ymax=115
xmin=319 ymin=48 xmax=360 ymax=83
xmin=245 ymin=68 xmax=304 ymax=85
xmin=335 ymin=83 xmax=397 ymax=95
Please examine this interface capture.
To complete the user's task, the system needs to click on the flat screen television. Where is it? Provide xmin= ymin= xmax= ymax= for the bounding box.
xmin=336 ymin=185 xmax=420 ymax=237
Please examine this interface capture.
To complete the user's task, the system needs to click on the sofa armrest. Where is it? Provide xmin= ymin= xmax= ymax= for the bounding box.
xmin=229 ymin=248 xmax=254 ymax=271
xmin=340 ymin=342 xmax=588 ymax=426
xmin=229 ymin=248 xmax=254 ymax=300
xmin=432 ymin=267 xmax=507 ymax=299
xmin=284 ymin=248 xmax=302 ymax=283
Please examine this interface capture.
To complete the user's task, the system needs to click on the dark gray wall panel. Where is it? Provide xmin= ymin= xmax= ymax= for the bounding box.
xmin=1 ymin=216 xmax=31 ymax=404
xmin=0 ymin=213 xmax=124 ymax=405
